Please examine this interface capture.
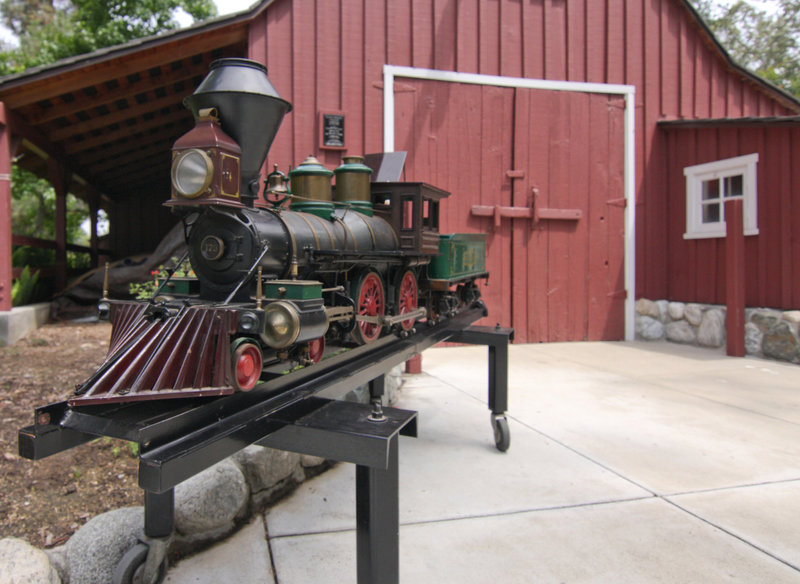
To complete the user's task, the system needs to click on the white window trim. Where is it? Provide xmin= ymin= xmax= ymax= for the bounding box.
xmin=683 ymin=153 xmax=759 ymax=239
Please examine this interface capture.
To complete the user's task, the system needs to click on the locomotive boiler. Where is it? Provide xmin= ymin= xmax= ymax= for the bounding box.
xmin=71 ymin=58 xmax=488 ymax=407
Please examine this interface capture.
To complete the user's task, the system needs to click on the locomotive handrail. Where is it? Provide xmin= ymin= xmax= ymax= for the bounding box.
xmin=222 ymin=241 xmax=270 ymax=304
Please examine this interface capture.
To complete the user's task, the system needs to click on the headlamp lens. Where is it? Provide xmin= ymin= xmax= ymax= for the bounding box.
xmin=172 ymin=149 xmax=213 ymax=197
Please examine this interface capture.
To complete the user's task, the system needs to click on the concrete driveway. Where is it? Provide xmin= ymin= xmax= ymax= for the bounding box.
xmin=167 ymin=341 xmax=800 ymax=583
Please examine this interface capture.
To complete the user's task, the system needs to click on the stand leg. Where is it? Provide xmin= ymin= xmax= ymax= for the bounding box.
xmin=144 ymin=489 xmax=174 ymax=538
xmin=356 ymin=435 xmax=399 ymax=584
xmin=488 ymin=341 xmax=508 ymax=416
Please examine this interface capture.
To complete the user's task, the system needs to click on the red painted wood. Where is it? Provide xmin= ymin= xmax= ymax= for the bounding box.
xmin=263 ymin=3 xmax=293 ymax=172
xmin=433 ymin=0 xmax=456 ymax=72
xmin=511 ymin=88 xmax=530 ymax=339
xmin=412 ymin=0 xmax=433 ymax=69
xmin=499 ymin=0 xmax=522 ymax=78
xmin=605 ymin=95 xmax=627 ymax=339
xmin=478 ymin=0 xmax=499 ymax=74
xmin=362 ymin=0 xmax=386 ymax=155
xmin=240 ymin=0 xmax=800 ymax=342
xmin=341 ymin=0 xmax=364 ymax=155
xmin=607 ymin=0 xmax=625 ymax=84
xmin=544 ymin=0 xmax=566 ymax=80
xmin=725 ymin=199 xmax=745 ymax=356
xmin=0 ymin=103 xmax=11 ymax=311
xmin=521 ymin=1 xmax=544 ymax=79
xmin=585 ymin=0 xmax=605 ymax=84
xmin=793 ymin=127 xmax=800 ymax=308
xmin=567 ymin=0 xmax=586 ymax=81
xmin=566 ymin=91 xmax=589 ymax=340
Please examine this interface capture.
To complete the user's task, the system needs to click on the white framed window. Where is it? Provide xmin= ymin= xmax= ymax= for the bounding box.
xmin=683 ymin=153 xmax=759 ymax=239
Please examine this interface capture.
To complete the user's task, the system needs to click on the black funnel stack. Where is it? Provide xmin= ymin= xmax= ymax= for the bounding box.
xmin=184 ymin=58 xmax=292 ymax=205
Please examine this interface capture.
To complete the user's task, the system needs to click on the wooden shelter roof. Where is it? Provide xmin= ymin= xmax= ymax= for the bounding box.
xmin=0 ymin=6 xmax=260 ymax=204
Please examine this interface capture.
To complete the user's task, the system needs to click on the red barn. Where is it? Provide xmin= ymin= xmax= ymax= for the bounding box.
xmin=0 ymin=0 xmax=798 ymax=344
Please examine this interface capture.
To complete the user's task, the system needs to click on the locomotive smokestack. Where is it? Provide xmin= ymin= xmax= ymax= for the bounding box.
xmin=184 ymin=58 xmax=292 ymax=205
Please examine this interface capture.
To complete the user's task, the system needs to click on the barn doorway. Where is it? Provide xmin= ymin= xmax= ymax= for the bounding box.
xmin=390 ymin=76 xmax=628 ymax=343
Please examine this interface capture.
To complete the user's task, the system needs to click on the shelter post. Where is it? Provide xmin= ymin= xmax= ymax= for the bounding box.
xmin=47 ymin=159 xmax=71 ymax=293
xmin=725 ymin=199 xmax=745 ymax=357
xmin=0 ymin=102 xmax=12 ymax=311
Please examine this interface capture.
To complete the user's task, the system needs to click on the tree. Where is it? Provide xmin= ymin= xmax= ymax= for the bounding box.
xmin=0 ymin=0 xmax=217 ymax=74
xmin=691 ymin=0 xmax=800 ymax=97
xmin=0 ymin=0 xmax=217 ymax=288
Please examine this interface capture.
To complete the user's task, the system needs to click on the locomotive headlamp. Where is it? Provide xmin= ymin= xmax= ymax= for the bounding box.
xmin=172 ymin=149 xmax=214 ymax=198
xmin=263 ymin=301 xmax=301 ymax=348
xmin=238 ymin=311 xmax=260 ymax=333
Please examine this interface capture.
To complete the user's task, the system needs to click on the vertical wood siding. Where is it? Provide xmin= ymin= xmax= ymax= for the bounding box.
xmin=664 ymin=125 xmax=800 ymax=309
xmin=247 ymin=0 xmax=799 ymax=337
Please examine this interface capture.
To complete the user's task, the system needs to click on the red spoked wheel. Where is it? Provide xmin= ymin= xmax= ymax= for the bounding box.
xmin=353 ymin=271 xmax=385 ymax=344
xmin=231 ymin=340 xmax=263 ymax=392
xmin=396 ymin=270 xmax=419 ymax=331
xmin=307 ymin=337 xmax=325 ymax=364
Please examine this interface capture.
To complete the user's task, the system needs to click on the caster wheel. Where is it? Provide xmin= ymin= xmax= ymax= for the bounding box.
xmin=492 ymin=415 xmax=510 ymax=452
xmin=113 ymin=542 xmax=168 ymax=584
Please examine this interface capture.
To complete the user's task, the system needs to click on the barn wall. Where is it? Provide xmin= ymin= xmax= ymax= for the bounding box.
xmin=247 ymin=0 xmax=798 ymax=305
xmin=663 ymin=125 xmax=800 ymax=310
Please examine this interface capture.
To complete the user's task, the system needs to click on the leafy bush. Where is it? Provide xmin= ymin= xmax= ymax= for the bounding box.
xmin=11 ymin=266 xmax=41 ymax=307
xmin=129 ymin=256 xmax=196 ymax=300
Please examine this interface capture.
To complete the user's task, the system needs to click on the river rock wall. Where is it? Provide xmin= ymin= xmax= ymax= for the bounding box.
xmin=635 ymin=298 xmax=800 ymax=364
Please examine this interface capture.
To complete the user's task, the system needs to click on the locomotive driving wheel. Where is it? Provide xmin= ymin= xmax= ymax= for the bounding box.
xmin=352 ymin=270 xmax=385 ymax=344
xmin=396 ymin=270 xmax=419 ymax=331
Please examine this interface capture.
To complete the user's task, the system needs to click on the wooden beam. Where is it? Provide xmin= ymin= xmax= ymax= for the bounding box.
xmin=81 ymin=133 xmax=175 ymax=166
xmin=0 ymin=102 xmax=13 ymax=311
xmin=21 ymin=56 xmax=214 ymax=125
xmin=0 ymin=25 xmax=248 ymax=108
xmin=64 ymin=110 xmax=192 ymax=154
xmin=49 ymin=91 xmax=189 ymax=141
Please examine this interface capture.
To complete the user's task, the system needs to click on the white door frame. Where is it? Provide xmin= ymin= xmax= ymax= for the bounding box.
xmin=382 ymin=65 xmax=637 ymax=341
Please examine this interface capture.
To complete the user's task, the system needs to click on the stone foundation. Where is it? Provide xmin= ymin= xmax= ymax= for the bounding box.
xmin=635 ymin=298 xmax=800 ymax=364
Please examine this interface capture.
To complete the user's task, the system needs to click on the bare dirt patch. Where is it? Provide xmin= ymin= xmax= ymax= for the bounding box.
xmin=0 ymin=320 xmax=141 ymax=548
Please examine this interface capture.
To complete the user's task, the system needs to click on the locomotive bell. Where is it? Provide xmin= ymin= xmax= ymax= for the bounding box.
xmin=183 ymin=58 xmax=292 ymax=205
xmin=334 ymin=155 xmax=373 ymax=216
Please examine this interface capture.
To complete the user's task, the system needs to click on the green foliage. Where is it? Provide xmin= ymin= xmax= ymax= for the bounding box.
xmin=691 ymin=0 xmax=800 ymax=97
xmin=129 ymin=256 xmax=196 ymax=299
xmin=10 ymin=164 xmax=89 ymax=245
xmin=11 ymin=265 xmax=41 ymax=306
xmin=0 ymin=0 xmax=217 ymax=74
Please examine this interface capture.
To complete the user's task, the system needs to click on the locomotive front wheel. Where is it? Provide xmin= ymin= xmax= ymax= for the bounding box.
xmin=396 ymin=270 xmax=419 ymax=331
xmin=112 ymin=543 xmax=168 ymax=584
xmin=492 ymin=414 xmax=510 ymax=452
xmin=352 ymin=271 xmax=386 ymax=344
xmin=231 ymin=340 xmax=263 ymax=391
xmin=307 ymin=337 xmax=325 ymax=363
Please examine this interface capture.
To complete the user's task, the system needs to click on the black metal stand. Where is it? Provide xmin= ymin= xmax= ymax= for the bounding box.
xmin=18 ymin=308 xmax=512 ymax=584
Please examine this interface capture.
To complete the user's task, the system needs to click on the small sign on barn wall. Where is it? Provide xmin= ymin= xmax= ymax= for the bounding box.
xmin=319 ymin=110 xmax=346 ymax=150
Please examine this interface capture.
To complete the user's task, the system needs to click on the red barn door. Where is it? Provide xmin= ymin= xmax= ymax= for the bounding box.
xmin=394 ymin=79 xmax=626 ymax=342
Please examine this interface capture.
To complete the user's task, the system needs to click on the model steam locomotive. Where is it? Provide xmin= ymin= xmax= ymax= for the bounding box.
xmin=70 ymin=58 xmax=488 ymax=407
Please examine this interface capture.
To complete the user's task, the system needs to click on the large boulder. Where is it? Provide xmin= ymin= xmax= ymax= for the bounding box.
xmin=66 ymin=507 xmax=144 ymax=584
xmin=174 ymin=458 xmax=249 ymax=537
xmin=0 ymin=537 xmax=60 ymax=584
xmin=697 ymin=308 xmax=726 ymax=348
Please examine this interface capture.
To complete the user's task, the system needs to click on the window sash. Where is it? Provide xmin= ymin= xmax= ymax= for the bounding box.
xmin=684 ymin=153 xmax=758 ymax=239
